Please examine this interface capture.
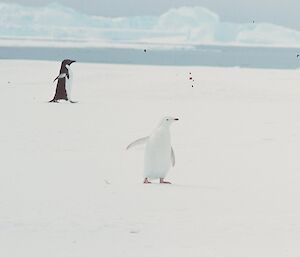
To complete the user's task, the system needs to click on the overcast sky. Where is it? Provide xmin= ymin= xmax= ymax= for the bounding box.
xmin=3 ymin=0 xmax=300 ymax=30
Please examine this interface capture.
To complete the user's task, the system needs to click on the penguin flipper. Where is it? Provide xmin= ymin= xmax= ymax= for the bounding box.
xmin=126 ymin=136 xmax=149 ymax=150
xmin=53 ymin=73 xmax=67 ymax=82
xmin=53 ymin=76 xmax=59 ymax=83
xmin=171 ymin=147 xmax=175 ymax=167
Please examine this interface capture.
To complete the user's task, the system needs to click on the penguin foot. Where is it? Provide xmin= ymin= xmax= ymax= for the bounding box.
xmin=143 ymin=178 xmax=151 ymax=184
xmin=69 ymin=100 xmax=78 ymax=104
xmin=160 ymin=178 xmax=171 ymax=184
xmin=49 ymin=99 xmax=59 ymax=103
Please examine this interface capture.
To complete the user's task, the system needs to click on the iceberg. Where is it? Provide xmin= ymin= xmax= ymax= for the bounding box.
xmin=0 ymin=2 xmax=300 ymax=47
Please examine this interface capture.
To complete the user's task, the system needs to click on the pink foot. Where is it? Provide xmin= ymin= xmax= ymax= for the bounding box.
xmin=160 ymin=178 xmax=171 ymax=184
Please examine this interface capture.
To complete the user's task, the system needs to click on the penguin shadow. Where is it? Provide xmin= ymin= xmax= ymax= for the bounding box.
xmin=45 ymin=100 xmax=79 ymax=104
xmin=139 ymin=181 xmax=222 ymax=191
xmin=165 ymin=183 xmax=223 ymax=191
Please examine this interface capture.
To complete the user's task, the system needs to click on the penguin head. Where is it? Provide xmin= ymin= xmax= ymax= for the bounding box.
xmin=62 ymin=59 xmax=76 ymax=66
xmin=160 ymin=116 xmax=179 ymax=127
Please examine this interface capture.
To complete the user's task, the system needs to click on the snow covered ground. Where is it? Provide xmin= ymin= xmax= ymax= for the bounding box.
xmin=1 ymin=60 xmax=300 ymax=256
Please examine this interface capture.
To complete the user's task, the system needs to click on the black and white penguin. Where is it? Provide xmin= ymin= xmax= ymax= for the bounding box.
xmin=50 ymin=59 xmax=76 ymax=103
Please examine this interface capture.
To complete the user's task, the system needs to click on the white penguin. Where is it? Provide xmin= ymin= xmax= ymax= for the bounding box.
xmin=127 ymin=116 xmax=179 ymax=184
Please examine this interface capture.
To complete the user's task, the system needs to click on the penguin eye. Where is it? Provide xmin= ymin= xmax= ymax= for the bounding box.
xmin=166 ymin=119 xmax=169 ymax=121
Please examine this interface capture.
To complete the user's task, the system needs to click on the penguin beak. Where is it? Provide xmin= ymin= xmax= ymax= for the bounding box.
xmin=71 ymin=60 xmax=76 ymax=64
xmin=174 ymin=118 xmax=179 ymax=121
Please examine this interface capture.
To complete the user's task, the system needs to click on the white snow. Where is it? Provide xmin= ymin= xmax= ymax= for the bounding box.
xmin=0 ymin=60 xmax=300 ymax=256
xmin=1 ymin=3 xmax=300 ymax=47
